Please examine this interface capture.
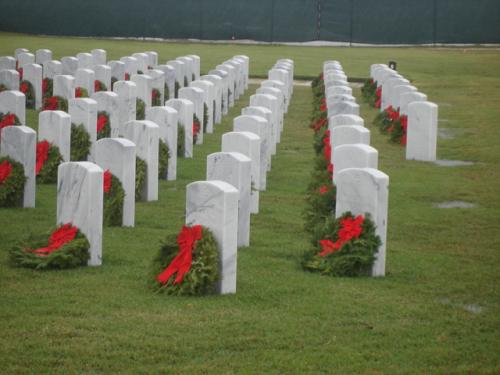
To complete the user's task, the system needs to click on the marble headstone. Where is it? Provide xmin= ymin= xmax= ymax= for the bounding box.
xmin=332 ymin=144 xmax=379 ymax=183
xmin=0 ymin=56 xmax=16 ymax=71
xmin=35 ymin=49 xmax=52 ymax=65
xmin=77 ymin=53 xmax=94 ymax=69
xmin=131 ymin=73 xmax=153 ymax=108
xmin=0 ymin=90 xmax=26 ymax=124
xmin=38 ymin=110 xmax=71 ymax=161
xmin=92 ymin=91 xmax=120 ymax=137
xmin=406 ymin=101 xmax=438 ymax=162
xmin=53 ymin=75 xmax=75 ymax=102
xmin=43 ymin=60 xmax=62 ymax=79
xmin=91 ymin=49 xmax=107 ymax=66
xmin=165 ymin=98 xmax=194 ymax=158
xmin=399 ymin=92 xmax=428 ymax=116
xmin=242 ymin=106 xmax=275 ymax=159
xmin=200 ymin=74 xmax=223 ymax=124
xmin=190 ymin=80 xmax=215 ymax=133
xmin=330 ymin=125 xmax=371 ymax=163
xmin=179 ymin=86 xmax=204 ymax=144
xmin=61 ymin=56 xmax=78 ymax=75
xmin=94 ymin=64 xmax=112 ymax=91
xmin=17 ymin=52 xmax=35 ymax=69
xmin=113 ymin=80 xmax=137 ymax=134
xmin=69 ymin=98 xmax=97 ymax=159
xmin=0 ymin=69 xmax=20 ymax=91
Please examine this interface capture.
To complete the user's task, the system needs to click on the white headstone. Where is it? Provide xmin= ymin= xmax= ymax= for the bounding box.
xmin=166 ymin=60 xmax=185 ymax=90
xmin=122 ymin=120 xmax=159 ymax=201
xmin=256 ymin=87 xmax=284 ymax=132
xmin=185 ymin=180 xmax=238 ymax=294
xmin=216 ymin=64 xmax=236 ymax=107
xmin=145 ymin=51 xmax=158 ymax=67
xmin=399 ymin=92 xmax=428 ymax=116
xmin=108 ymin=60 xmax=126 ymax=83
xmin=132 ymin=53 xmax=149 ymax=73
xmin=75 ymin=69 xmax=95 ymax=96
xmin=146 ymin=106 xmax=178 ymax=180
xmin=113 ymin=80 xmax=137 ymax=134
xmin=249 ymin=93 xmax=280 ymax=146
xmin=0 ymin=69 xmax=20 ymax=91
xmin=35 ymin=49 xmax=52 ymax=65
xmin=0 ymin=56 xmax=16 ymax=71
xmin=165 ymin=98 xmax=194 ymax=158
xmin=91 ymin=49 xmax=107 ymax=66
xmin=94 ymin=64 xmax=112 ymax=92
xmin=156 ymin=64 xmax=176 ymax=101
xmin=53 ymin=74 xmax=75 ymax=102
xmin=190 ymin=80 xmax=215 ymax=133
xmin=57 ymin=162 xmax=103 ymax=266
xmin=178 ymin=86 xmax=204 ymax=144
xmin=146 ymin=69 xmax=165 ymax=106
xmin=17 ymin=52 xmax=35 ymax=69
xmin=326 ymin=85 xmax=352 ymax=98
xmin=330 ymin=125 xmax=371 ymax=163
xmin=177 ymin=56 xmax=194 ymax=84
xmin=38 ymin=110 xmax=71 ymax=161
xmin=335 ymin=168 xmax=389 ymax=276
xmin=77 ymin=53 xmax=94 ymax=69
xmin=0 ymin=90 xmax=25 ymax=125
xmin=200 ymin=74 xmax=223 ymax=124
xmin=92 ymin=91 xmax=120 ymax=137
xmin=43 ymin=60 xmax=62 ymax=79
xmin=131 ymin=73 xmax=153 ymax=109
xmin=0 ymin=125 xmax=36 ymax=207
xmin=187 ymin=54 xmax=201 ymax=80
xmin=208 ymin=69 xmax=229 ymax=115
xmin=95 ymin=138 xmax=136 ymax=227
xmin=14 ymin=48 xmax=29 ymax=60
xmin=222 ymin=131 xmax=261 ymax=214
xmin=333 ymin=144 xmax=378 ymax=183
xmin=406 ymin=101 xmax=438 ymax=162
xmin=391 ymin=85 xmax=417 ymax=110
xmin=261 ymin=79 xmax=288 ymax=112
xmin=242 ymin=106 xmax=275 ymax=160
xmin=120 ymin=56 xmax=138 ymax=78
xmin=329 ymin=101 xmax=360 ymax=117
xmin=61 ymin=56 xmax=78 ymax=75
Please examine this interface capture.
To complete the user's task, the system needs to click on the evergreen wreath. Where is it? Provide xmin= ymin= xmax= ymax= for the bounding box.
xmin=136 ymin=98 xmax=146 ymax=120
xmin=0 ymin=156 xmax=26 ymax=208
xmin=361 ymin=79 xmax=378 ymax=107
xmin=150 ymin=225 xmax=219 ymax=296
xmin=174 ymin=81 xmax=180 ymax=98
xmin=0 ymin=112 xmax=22 ymax=133
xmin=20 ymin=80 xmax=35 ymax=109
xmin=203 ymin=103 xmax=209 ymax=133
xmin=42 ymin=78 xmax=53 ymax=99
xmin=177 ymin=123 xmax=185 ymax=157
xmin=302 ymin=212 xmax=381 ymax=277
xmin=103 ymin=170 xmax=125 ymax=226
xmin=97 ymin=111 xmax=111 ymax=140
xmin=192 ymin=114 xmax=201 ymax=144
xmin=75 ymin=87 xmax=89 ymax=98
xmin=158 ymin=139 xmax=170 ymax=179
xmin=43 ymin=96 xmax=68 ymax=112
xmin=36 ymin=141 xmax=63 ymax=184
xmin=164 ymin=83 xmax=170 ymax=102
xmin=135 ymin=157 xmax=147 ymax=201
xmin=70 ymin=123 xmax=91 ymax=161
xmin=152 ymin=88 xmax=161 ymax=107
xmin=9 ymin=223 xmax=90 ymax=270
xmin=94 ymin=79 xmax=107 ymax=92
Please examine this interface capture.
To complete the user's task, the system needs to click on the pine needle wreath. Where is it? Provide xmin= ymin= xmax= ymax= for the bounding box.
xmin=20 ymin=80 xmax=35 ymax=109
xmin=43 ymin=96 xmax=68 ymax=112
xmin=177 ymin=123 xmax=185 ymax=157
xmin=96 ymin=111 xmax=111 ymax=140
xmin=94 ymin=80 xmax=107 ymax=92
xmin=103 ymin=172 xmax=125 ymax=226
xmin=75 ymin=87 xmax=89 ymax=98
xmin=203 ymin=103 xmax=208 ymax=133
xmin=70 ymin=123 xmax=91 ymax=161
xmin=361 ymin=79 xmax=377 ymax=106
xmin=150 ymin=226 xmax=219 ymax=296
xmin=36 ymin=142 xmax=63 ymax=184
xmin=152 ymin=88 xmax=161 ymax=107
xmin=302 ymin=212 xmax=381 ymax=277
xmin=136 ymin=98 xmax=145 ymax=120
xmin=192 ymin=114 xmax=201 ymax=145
xmin=135 ymin=157 xmax=147 ymax=201
xmin=174 ymin=81 xmax=180 ymax=98
xmin=0 ymin=112 xmax=22 ymax=132
xmin=158 ymin=139 xmax=170 ymax=179
xmin=42 ymin=78 xmax=53 ymax=99
xmin=0 ymin=156 xmax=26 ymax=207
xmin=9 ymin=224 xmax=90 ymax=270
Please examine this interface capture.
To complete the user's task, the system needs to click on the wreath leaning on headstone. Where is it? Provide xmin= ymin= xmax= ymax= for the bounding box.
xmin=158 ymin=140 xmax=170 ymax=179
xmin=42 ymin=78 xmax=53 ymax=99
xmin=150 ymin=225 xmax=219 ymax=296
xmin=43 ymin=96 xmax=68 ymax=112
xmin=177 ymin=123 xmax=185 ymax=157
xmin=0 ymin=112 xmax=21 ymax=132
xmin=0 ymin=156 xmax=26 ymax=208
xmin=136 ymin=98 xmax=146 ymax=120
xmin=103 ymin=170 xmax=125 ymax=226
xmin=9 ymin=223 xmax=90 ymax=270
xmin=36 ymin=140 xmax=64 ymax=184
xmin=135 ymin=157 xmax=147 ymax=201
xmin=75 ymin=87 xmax=88 ymax=98
xmin=302 ymin=212 xmax=381 ymax=277
xmin=152 ymin=88 xmax=161 ymax=107
xmin=192 ymin=114 xmax=201 ymax=145
xmin=97 ymin=111 xmax=111 ymax=140
xmin=20 ymin=80 xmax=35 ymax=109
xmin=70 ymin=123 xmax=91 ymax=161
xmin=94 ymin=79 xmax=107 ymax=93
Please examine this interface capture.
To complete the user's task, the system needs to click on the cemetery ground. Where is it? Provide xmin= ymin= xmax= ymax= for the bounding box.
xmin=0 ymin=32 xmax=499 ymax=373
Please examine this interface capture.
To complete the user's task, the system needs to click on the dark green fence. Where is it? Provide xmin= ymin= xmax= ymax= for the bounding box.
xmin=0 ymin=0 xmax=499 ymax=44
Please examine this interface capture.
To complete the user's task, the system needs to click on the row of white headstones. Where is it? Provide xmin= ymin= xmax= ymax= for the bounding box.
xmin=370 ymin=63 xmax=438 ymax=162
xmin=322 ymin=60 xmax=389 ymax=277
xmin=0 ymin=48 xmax=249 ymax=269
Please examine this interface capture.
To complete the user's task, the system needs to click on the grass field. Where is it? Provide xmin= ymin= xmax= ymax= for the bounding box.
xmin=0 ymin=32 xmax=499 ymax=374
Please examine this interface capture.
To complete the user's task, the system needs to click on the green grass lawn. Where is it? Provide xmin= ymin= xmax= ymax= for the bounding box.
xmin=0 ymin=32 xmax=499 ymax=374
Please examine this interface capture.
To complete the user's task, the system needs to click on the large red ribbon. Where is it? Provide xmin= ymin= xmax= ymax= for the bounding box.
xmin=319 ymin=215 xmax=364 ymax=257
xmin=97 ymin=114 xmax=107 ymax=133
xmin=35 ymin=140 xmax=50 ymax=175
xmin=31 ymin=223 xmax=79 ymax=256
xmin=43 ymin=96 xmax=59 ymax=110
xmin=103 ymin=170 xmax=112 ymax=193
xmin=156 ymin=225 xmax=203 ymax=285
xmin=0 ymin=113 xmax=17 ymax=130
xmin=0 ymin=159 xmax=13 ymax=184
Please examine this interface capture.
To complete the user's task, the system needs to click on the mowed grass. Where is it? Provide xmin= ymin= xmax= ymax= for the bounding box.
xmin=0 ymin=32 xmax=499 ymax=374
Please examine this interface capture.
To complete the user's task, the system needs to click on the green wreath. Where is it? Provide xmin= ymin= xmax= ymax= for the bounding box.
xmin=192 ymin=114 xmax=201 ymax=145
xmin=135 ymin=157 xmax=147 ymax=201
xmin=152 ymin=88 xmax=162 ymax=107
xmin=104 ymin=172 xmax=125 ymax=226
xmin=174 ymin=81 xmax=180 ymax=98
xmin=302 ymin=212 xmax=381 ymax=277
xmin=136 ymin=98 xmax=145 ymax=120
xmin=373 ymin=109 xmax=393 ymax=134
xmin=158 ymin=139 xmax=170 ymax=179
xmin=43 ymin=96 xmax=68 ymax=112
xmin=203 ymin=103 xmax=209 ymax=133
xmin=150 ymin=226 xmax=219 ymax=296
xmin=164 ymin=83 xmax=170 ymax=102
xmin=97 ymin=111 xmax=111 ymax=140
xmin=70 ymin=123 xmax=91 ymax=161
xmin=9 ymin=225 xmax=90 ymax=270
xmin=95 ymin=80 xmax=107 ymax=92
xmin=0 ymin=156 xmax=26 ymax=208
xmin=0 ymin=112 xmax=22 ymax=127
xmin=75 ymin=87 xmax=89 ymax=98
xmin=37 ymin=143 xmax=63 ymax=184
xmin=42 ymin=78 xmax=53 ymax=99
xmin=177 ymin=123 xmax=185 ymax=157
xmin=361 ymin=79 xmax=377 ymax=106
xmin=20 ymin=80 xmax=35 ymax=109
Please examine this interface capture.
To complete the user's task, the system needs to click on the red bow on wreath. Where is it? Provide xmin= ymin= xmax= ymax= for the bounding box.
xmin=0 ymin=159 xmax=13 ymax=184
xmin=156 ymin=225 xmax=203 ymax=285
xmin=319 ymin=215 xmax=364 ymax=257
xmin=36 ymin=140 xmax=50 ymax=175
xmin=31 ymin=223 xmax=79 ymax=256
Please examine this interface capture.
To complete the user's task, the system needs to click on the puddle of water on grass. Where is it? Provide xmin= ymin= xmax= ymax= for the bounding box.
xmin=433 ymin=201 xmax=478 ymax=209
xmin=434 ymin=159 xmax=475 ymax=167
xmin=437 ymin=298 xmax=484 ymax=314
